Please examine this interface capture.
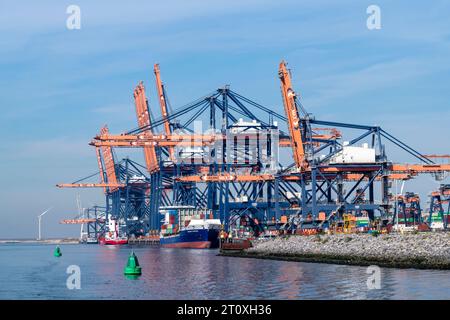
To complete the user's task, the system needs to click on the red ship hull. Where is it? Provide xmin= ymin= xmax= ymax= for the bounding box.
xmin=161 ymin=241 xmax=211 ymax=249
xmin=99 ymin=238 xmax=128 ymax=245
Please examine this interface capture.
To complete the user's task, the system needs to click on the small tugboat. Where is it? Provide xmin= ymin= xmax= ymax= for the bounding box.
xmin=159 ymin=206 xmax=221 ymax=249
xmin=99 ymin=218 xmax=128 ymax=245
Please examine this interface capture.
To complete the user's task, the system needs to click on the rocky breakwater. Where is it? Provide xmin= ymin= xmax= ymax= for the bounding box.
xmin=222 ymin=232 xmax=450 ymax=269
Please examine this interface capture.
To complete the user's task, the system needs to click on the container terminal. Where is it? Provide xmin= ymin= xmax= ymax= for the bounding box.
xmin=56 ymin=61 xmax=450 ymax=249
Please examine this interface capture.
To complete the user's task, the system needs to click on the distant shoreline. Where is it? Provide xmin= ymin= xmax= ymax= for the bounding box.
xmin=0 ymin=239 xmax=80 ymax=245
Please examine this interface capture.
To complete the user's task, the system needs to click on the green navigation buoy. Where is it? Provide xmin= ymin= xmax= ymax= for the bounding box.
xmin=54 ymin=246 xmax=62 ymax=257
xmin=124 ymin=251 xmax=141 ymax=276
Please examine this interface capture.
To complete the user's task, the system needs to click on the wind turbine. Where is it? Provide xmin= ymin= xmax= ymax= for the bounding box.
xmin=37 ymin=207 xmax=52 ymax=241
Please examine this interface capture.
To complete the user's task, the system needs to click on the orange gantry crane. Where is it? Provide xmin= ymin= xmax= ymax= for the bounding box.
xmin=57 ymin=126 xmax=125 ymax=191
xmin=89 ymin=131 xmax=340 ymax=148
xmin=133 ymin=82 xmax=159 ymax=173
xmin=58 ymin=60 xmax=450 ymax=235
xmin=278 ymin=60 xmax=308 ymax=171
xmin=98 ymin=125 xmax=120 ymax=192
xmin=88 ymin=61 xmax=450 ymax=187
xmin=60 ymin=218 xmax=97 ymax=224
xmin=154 ymin=63 xmax=175 ymax=161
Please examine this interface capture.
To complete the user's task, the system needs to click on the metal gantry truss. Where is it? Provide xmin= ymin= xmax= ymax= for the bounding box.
xmin=84 ymin=206 xmax=106 ymax=239
xmin=428 ymin=184 xmax=450 ymax=229
xmin=393 ymin=192 xmax=422 ymax=227
xmin=59 ymin=61 xmax=450 ymax=236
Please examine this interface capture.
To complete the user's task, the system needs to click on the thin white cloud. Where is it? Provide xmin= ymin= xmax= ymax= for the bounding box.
xmin=302 ymin=56 xmax=450 ymax=108
xmin=10 ymin=137 xmax=93 ymax=160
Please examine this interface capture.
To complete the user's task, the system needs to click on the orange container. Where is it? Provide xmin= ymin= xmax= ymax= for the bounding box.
xmin=318 ymin=212 xmax=326 ymax=221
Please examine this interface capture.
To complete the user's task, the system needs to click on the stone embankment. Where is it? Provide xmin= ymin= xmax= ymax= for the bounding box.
xmin=221 ymin=232 xmax=450 ymax=269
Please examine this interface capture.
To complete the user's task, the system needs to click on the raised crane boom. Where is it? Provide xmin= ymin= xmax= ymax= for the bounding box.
xmin=154 ymin=63 xmax=175 ymax=161
xmin=99 ymin=126 xmax=120 ymax=192
xmin=278 ymin=60 xmax=307 ymax=171
xmin=133 ymin=82 xmax=159 ymax=173
xmin=56 ymin=132 xmax=123 ymax=191
xmin=95 ymin=146 xmax=107 ymax=193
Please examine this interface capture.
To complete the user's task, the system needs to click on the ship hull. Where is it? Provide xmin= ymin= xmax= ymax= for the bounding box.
xmin=99 ymin=237 xmax=128 ymax=245
xmin=160 ymin=228 xmax=219 ymax=249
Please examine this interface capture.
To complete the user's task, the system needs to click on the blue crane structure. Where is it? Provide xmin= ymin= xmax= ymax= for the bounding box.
xmin=58 ymin=61 xmax=450 ymax=237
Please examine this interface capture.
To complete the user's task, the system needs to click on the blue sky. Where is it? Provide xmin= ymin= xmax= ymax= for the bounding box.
xmin=0 ymin=1 xmax=449 ymax=238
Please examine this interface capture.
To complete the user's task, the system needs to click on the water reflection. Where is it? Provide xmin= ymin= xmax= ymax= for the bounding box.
xmin=1 ymin=244 xmax=450 ymax=299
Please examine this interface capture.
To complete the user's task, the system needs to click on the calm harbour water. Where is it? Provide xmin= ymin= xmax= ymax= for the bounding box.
xmin=0 ymin=243 xmax=449 ymax=300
